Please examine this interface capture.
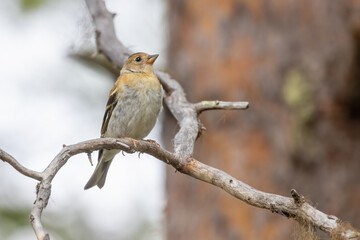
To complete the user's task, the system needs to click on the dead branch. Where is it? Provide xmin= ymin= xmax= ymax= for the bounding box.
xmin=194 ymin=100 xmax=249 ymax=113
xmin=0 ymin=149 xmax=42 ymax=181
xmin=1 ymin=138 xmax=359 ymax=239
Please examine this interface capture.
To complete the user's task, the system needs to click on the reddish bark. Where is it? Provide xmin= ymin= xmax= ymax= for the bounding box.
xmin=164 ymin=1 xmax=360 ymax=239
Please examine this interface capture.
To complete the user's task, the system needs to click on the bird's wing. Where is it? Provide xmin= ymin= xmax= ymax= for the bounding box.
xmin=101 ymin=84 xmax=120 ymax=136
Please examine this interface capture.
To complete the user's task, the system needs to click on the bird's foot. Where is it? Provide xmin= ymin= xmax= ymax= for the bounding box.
xmin=125 ymin=138 xmax=139 ymax=148
xmin=145 ymin=139 xmax=160 ymax=148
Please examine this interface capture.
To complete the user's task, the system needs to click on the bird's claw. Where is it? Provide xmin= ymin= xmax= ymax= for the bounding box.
xmin=146 ymin=139 xmax=160 ymax=148
xmin=125 ymin=138 xmax=139 ymax=148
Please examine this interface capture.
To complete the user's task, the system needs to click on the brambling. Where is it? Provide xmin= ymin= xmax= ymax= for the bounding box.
xmin=84 ymin=52 xmax=163 ymax=190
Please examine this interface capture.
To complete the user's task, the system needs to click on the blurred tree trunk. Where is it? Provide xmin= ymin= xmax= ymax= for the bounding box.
xmin=163 ymin=0 xmax=360 ymax=239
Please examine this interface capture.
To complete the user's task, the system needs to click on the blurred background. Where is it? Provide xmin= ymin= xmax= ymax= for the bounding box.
xmin=0 ymin=0 xmax=360 ymax=240
xmin=0 ymin=0 xmax=167 ymax=239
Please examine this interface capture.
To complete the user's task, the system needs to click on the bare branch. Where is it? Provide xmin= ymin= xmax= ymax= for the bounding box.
xmin=6 ymin=138 xmax=359 ymax=239
xmin=42 ymin=139 xmax=132 ymax=182
xmin=30 ymin=182 xmax=51 ymax=240
xmin=0 ymin=149 xmax=42 ymax=181
xmin=84 ymin=0 xmax=131 ymax=67
xmin=32 ymin=139 xmax=133 ymax=240
xmin=87 ymin=152 xmax=93 ymax=166
xmin=155 ymin=71 xmax=200 ymax=157
xmin=291 ymin=189 xmax=305 ymax=206
xmin=195 ymin=100 xmax=249 ymax=113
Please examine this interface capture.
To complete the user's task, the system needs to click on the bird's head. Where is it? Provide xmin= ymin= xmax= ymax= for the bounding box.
xmin=121 ymin=52 xmax=159 ymax=75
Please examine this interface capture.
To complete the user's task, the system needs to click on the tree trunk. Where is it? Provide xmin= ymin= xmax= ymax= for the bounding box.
xmin=164 ymin=1 xmax=360 ymax=239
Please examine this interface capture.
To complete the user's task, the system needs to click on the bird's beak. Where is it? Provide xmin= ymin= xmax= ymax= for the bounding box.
xmin=146 ymin=54 xmax=159 ymax=64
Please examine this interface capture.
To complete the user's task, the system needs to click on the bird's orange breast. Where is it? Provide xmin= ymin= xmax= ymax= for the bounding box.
xmin=115 ymin=72 xmax=160 ymax=94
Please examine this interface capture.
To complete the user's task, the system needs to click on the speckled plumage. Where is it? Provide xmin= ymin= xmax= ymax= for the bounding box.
xmin=84 ymin=52 xmax=163 ymax=190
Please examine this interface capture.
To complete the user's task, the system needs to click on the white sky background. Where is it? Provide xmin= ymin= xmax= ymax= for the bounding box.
xmin=0 ymin=0 xmax=168 ymax=239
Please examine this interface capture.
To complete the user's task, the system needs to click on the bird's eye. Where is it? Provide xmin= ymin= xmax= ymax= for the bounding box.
xmin=135 ymin=57 xmax=141 ymax=62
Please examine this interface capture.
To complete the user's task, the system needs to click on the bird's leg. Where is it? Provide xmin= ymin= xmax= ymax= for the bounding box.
xmin=125 ymin=137 xmax=139 ymax=148
xmin=145 ymin=139 xmax=160 ymax=148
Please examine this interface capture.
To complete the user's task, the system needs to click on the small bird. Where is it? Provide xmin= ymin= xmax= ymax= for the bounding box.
xmin=84 ymin=52 xmax=163 ymax=190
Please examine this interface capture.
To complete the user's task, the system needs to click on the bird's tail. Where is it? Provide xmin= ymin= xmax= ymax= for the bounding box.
xmin=84 ymin=149 xmax=119 ymax=190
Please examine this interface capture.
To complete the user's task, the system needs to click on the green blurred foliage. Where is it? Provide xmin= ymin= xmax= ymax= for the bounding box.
xmin=0 ymin=206 xmax=30 ymax=237
xmin=0 ymin=205 xmax=95 ymax=240
xmin=282 ymin=68 xmax=319 ymax=164
xmin=283 ymin=68 xmax=315 ymax=126
xmin=21 ymin=0 xmax=47 ymax=11
xmin=0 ymin=204 xmax=162 ymax=240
